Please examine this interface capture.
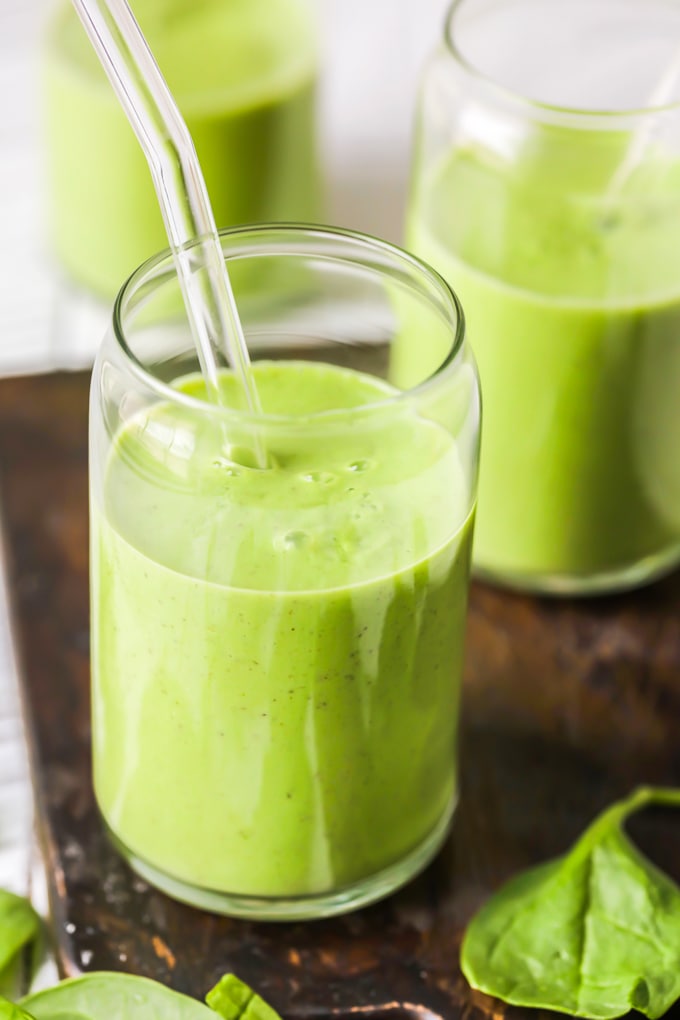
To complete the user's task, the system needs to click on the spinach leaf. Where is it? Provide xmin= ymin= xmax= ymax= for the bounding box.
xmin=0 ymin=891 xmax=41 ymax=999
xmin=20 ymin=972 xmax=282 ymax=1020
xmin=0 ymin=892 xmax=40 ymax=975
xmin=206 ymin=974 xmax=281 ymax=1020
xmin=21 ymin=972 xmax=216 ymax=1019
xmin=0 ymin=998 xmax=36 ymax=1020
xmin=461 ymin=786 xmax=680 ymax=1019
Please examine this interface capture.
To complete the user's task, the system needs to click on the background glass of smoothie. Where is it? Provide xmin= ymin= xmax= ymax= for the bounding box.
xmin=407 ymin=0 xmax=680 ymax=594
xmin=43 ymin=0 xmax=319 ymax=365
xmin=89 ymin=224 xmax=480 ymax=919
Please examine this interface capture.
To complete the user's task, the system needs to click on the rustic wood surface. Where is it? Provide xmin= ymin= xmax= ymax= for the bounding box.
xmin=1 ymin=370 xmax=679 ymax=1019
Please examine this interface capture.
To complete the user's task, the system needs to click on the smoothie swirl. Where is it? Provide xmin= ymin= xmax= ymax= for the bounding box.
xmin=91 ymin=360 xmax=474 ymax=897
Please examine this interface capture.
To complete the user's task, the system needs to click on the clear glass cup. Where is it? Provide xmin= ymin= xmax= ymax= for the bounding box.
xmin=407 ymin=0 xmax=680 ymax=595
xmin=43 ymin=0 xmax=320 ymax=367
xmin=89 ymin=224 xmax=480 ymax=919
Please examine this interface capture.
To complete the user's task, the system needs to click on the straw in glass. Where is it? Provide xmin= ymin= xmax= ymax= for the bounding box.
xmin=71 ymin=0 xmax=263 ymax=425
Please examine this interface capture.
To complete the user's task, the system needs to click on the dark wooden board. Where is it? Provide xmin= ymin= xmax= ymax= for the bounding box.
xmin=1 ymin=370 xmax=680 ymax=1019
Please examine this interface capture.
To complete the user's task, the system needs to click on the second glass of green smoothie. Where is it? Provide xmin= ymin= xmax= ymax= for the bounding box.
xmin=408 ymin=0 xmax=680 ymax=594
xmin=89 ymin=224 xmax=480 ymax=919
xmin=44 ymin=0 xmax=320 ymax=364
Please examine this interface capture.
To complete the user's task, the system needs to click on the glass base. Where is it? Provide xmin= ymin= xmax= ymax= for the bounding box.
xmin=474 ymin=540 xmax=680 ymax=597
xmin=102 ymin=799 xmax=456 ymax=921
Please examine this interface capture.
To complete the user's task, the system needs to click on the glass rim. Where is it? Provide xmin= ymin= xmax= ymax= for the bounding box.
xmin=444 ymin=0 xmax=680 ymax=121
xmin=111 ymin=222 xmax=468 ymax=426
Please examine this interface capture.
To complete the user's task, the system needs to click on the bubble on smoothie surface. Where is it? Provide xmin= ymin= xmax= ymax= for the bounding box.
xmin=274 ymin=530 xmax=309 ymax=551
xmin=300 ymin=470 xmax=337 ymax=485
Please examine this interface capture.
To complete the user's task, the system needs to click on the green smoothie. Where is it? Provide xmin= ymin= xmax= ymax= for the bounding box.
xmin=408 ymin=134 xmax=680 ymax=587
xmin=91 ymin=360 xmax=474 ymax=899
xmin=45 ymin=0 xmax=318 ymax=297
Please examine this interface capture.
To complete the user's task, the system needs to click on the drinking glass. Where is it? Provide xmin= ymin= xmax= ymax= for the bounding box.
xmin=43 ymin=0 xmax=320 ymax=366
xmin=89 ymin=224 xmax=480 ymax=919
xmin=408 ymin=0 xmax=680 ymax=594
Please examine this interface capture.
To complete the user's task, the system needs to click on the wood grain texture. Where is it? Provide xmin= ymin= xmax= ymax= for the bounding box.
xmin=1 ymin=370 xmax=679 ymax=1019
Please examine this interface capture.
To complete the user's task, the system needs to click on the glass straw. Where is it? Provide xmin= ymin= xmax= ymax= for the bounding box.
xmin=71 ymin=0 xmax=263 ymax=422
xmin=608 ymin=41 xmax=680 ymax=195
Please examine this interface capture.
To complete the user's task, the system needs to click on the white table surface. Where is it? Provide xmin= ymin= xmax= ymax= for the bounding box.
xmin=0 ymin=0 xmax=451 ymax=940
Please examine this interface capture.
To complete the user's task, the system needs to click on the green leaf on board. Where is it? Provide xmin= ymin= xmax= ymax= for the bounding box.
xmin=0 ymin=892 xmax=41 ymax=1000
xmin=0 ymin=892 xmax=40 ymax=976
xmin=0 ymin=965 xmax=18 ymax=1005
xmin=21 ymin=972 xmax=216 ymax=1019
xmin=461 ymin=786 xmax=680 ymax=1019
xmin=206 ymin=974 xmax=281 ymax=1020
xmin=0 ymin=997 xmax=36 ymax=1020
xmin=23 ymin=1014 xmax=90 ymax=1020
